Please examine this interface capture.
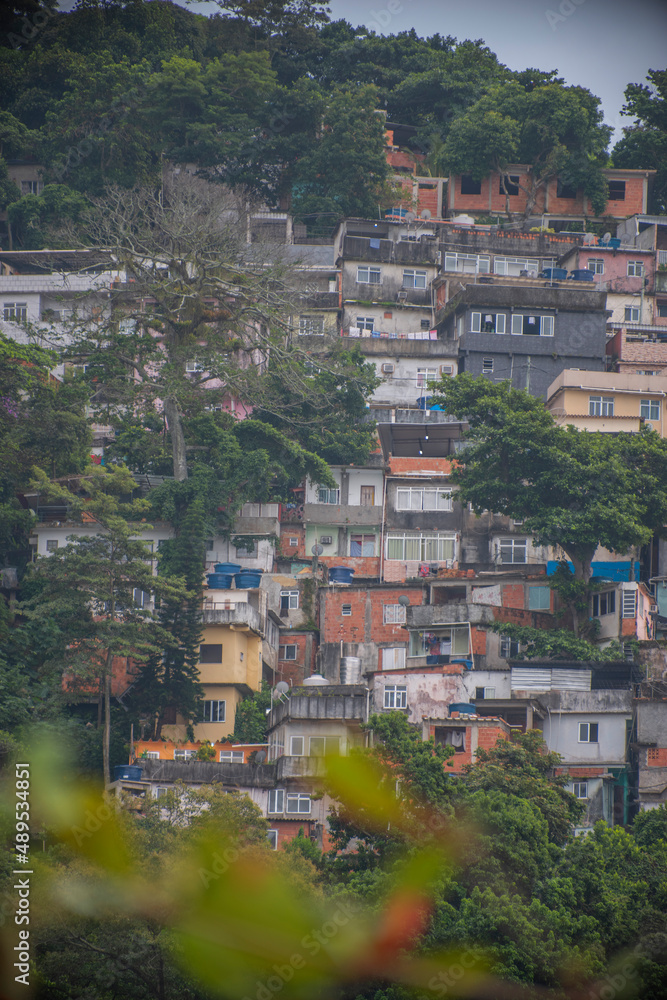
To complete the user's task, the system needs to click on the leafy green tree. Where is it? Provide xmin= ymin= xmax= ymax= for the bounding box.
xmin=613 ymin=69 xmax=667 ymax=215
xmin=490 ymin=622 xmax=625 ymax=662
xmin=230 ymin=682 xmax=271 ymax=744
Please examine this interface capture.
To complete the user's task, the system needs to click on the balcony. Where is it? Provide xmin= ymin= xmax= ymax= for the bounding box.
xmin=302 ymin=502 xmax=382 ymax=526
xmin=341 ymin=235 xmax=438 ymax=266
xmin=233 ymin=503 xmax=280 ymax=535
xmin=296 ymin=291 xmax=340 ymax=309
xmin=201 ymin=602 xmax=263 ymax=633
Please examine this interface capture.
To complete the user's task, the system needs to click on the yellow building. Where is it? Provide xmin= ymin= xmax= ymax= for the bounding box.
xmin=546 ymin=370 xmax=667 ymax=436
xmin=162 ymin=603 xmax=263 ymax=742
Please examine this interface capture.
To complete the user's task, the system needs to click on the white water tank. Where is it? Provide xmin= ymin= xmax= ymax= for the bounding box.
xmin=340 ymin=657 xmax=361 ymax=684
xmin=302 ymin=673 xmax=329 ymax=686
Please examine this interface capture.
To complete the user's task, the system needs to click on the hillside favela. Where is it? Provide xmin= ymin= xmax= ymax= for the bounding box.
xmin=1 ymin=1 xmax=667 ymax=998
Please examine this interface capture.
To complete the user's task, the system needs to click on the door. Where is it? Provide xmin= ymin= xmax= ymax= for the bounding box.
xmin=360 ymin=486 xmax=375 ymax=506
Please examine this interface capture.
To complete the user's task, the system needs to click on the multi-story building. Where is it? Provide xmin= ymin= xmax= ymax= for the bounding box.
xmin=546 ymin=370 xmax=667 ymax=435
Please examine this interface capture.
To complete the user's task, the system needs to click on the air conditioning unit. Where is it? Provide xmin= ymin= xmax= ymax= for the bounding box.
xmin=381 ymin=363 xmax=395 ymax=374
xmin=397 ymin=290 xmax=408 ymax=302
xmin=440 ymin=364 xmax=454 ymax=375
xmin=320 ymin=535 xmax=333 ymax=545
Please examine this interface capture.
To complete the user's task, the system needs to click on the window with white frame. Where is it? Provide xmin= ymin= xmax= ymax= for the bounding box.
xmin=499 ymin=636 xmax=521 ymax=659
xmin=290 ymin=736 xmax=305 ymax=756
xmin=482 ymin=358 xmax=494 ymax=373
xmin=383 ymin=604 xmax=407 ymax=624
xmin=640 ymin=399 xmax=660 ymax=421
xmin=268 ymin=789 xmax=285 ymax=813
xmin=3 ymin=302 xmax=27 ymax=322
xmin=286 ymin=792 xmax=311 ymax=814
xmin=409 ymin=626 xmax=469 ymax=658
xmin=174 ymin=749 xmax=196 ymax=761
xmin=384 ymin=685 xmax=407 ymax=709
xmin=395 ymin=487 xmax=453 ymax=511
xmin=357 ymin=266 xmax=381 ymax=285
xmin=21 ymin=180 xmax=42 ymax=195
xmin=499 ymin=538 xmax=527 ymax=564
xmin=474 ymin=686 xmax=496 ymax=700
xmin=589 ymin=396 xmax=614 ymax=417
xmin=185 ymin=359 xmax=202 ymax=372
xmin=443 ymin=252 xmax=490 ymax=274
xmin=511 ymin=314 xmax=554 ymax=336
xmin=288 ymin=537 xmax=299 ymax=547
xmin=416 ymin=367 xmax=438 ymax=388
xmin=280 ymin=590 xmax=299 ymax=612
xmin=572 ymin=781 xmax=588 ymax=798
xmin=494 ymin=256 xmax=543 ymax=276
xmin=317 ymin=487 xmax=340 ymax=504
xmin=627 ymin=261 xmax=645 ymax=277
xmin=471 ymin=312 xmax=506 ymax=334
xmin=350 ymin=533 xmax=375 ymax=556
xmin=383 ymin=647 xmax=406 ymax=670
xmin=341 ymin=604 xmax=352 ymax=616
xmin=279 ymin=644 xmax=297 ymax=660
xmin=622 ymin=590 xmax=637 ymax=618
xmin=267 ymin=829 xmax=278 ymax=850
xmin=355 ymin=316 xmax=374 ymax=332
xmin=578 ymin=722 xmax=599 ymax=743
xmin=625 ymin=306 xmax=640 ymax=323
xmin=309 ymin=736 xmax=340 ymax=757
xmin=402 ymin=269 xmax=427 ymax=289
xmin=155 ymin=786 xmax=169 ymax=798
xmin=220 ymin=750 xmax=244 ymax=763
xmin=386 ymin=533 xmax=456 ymax=562
xmin=528 ymin=587 xmax=551 ymax=611
xmin=299 ymin=315 xmax=325 ymax=335
xmin=587 ymin=259 xmax=604 ymax=274
xmin=592 ymin=591 xmax=615 ymax=617
xmin=202 ymin=700 xmax=225 ymax=723
xmin=143 ymin=751 xmax=160 ymax=760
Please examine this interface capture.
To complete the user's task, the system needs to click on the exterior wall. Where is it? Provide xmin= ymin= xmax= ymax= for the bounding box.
xmin=462 ymin=670 xmax=511 ymax=700
xmin=195 ymin=624 xmax=262 ymax=691
xmin=161 ymin=685 xmax=245 ymax=743
xmin=607 ymin=327 xmax=667 ymax=373
xmin=427 ymin=715 xmax=511 ymax=772
xmin=373 ymin=665 xmax=468 ymax=725
xmin=276 ymin=630 xmax=316 ymax=686
xmin=32 ymin=521 xmax=173 ymax=562
xmin=541 ymin=690 xmax=632 ymax=766
xmin=132 ymin=740 xmax=267 ymax=762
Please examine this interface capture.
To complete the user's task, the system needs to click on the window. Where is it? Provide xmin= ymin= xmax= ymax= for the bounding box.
xmin=279 ymin=644 xmax=297 ymax=660
xmin=355 ymin=316 xmax=374 ymax=332
xmin=395 ymin=487 xmax=453 ymax=511
xmin=587 ymin=259 xmax=604 ymax=274
xmin=341 ymin=604 xmax=352 ymax=616
xmin=155 ymin=786 xmax=169 ymax=798
xmin=658 ymin=303 xmax=667 ymax=319
xmin=409 ymin=625 xmax=469 ymax=658
xmin=438 ymin=728 xmax=466 ymax=752
xmin=592 ymin=591 xmax=615 ymax=617
xmin=133 ymin=588 xmax=151 ymax=608
xmin=511 ymin=314 xmax=554 ymax=336
xmin=286 ymin=792 xmax=311 ymax=814
xmin=556 ymin=178 xmax=576 ymax=199
xmin=475 ymin=686 xmax=496 ymax=700
xmin=199 ymin=644 xmax=223 ymax=663
xmin=499 ymin=636 xmax=521 ymax=659
xmin=3 ymin=302 xmax=27 ymax=322
xmin=383 ymin=647 xmax=406 ymax=670
xmin=622 ymin=590 xmax=637 ymax=618
xmin=143 ymin=751 xmax=160 ymax=760
xmin=309 ymin=736 xmax=340 ymax=757
xmin=499 ymin=538 xmax=527 ymax=564
xmin=357 ymin=266 xmax=381 ymax=284
xmin=268 ymin=789 xmax=284 ymax=813
xmin=607 ymin=180 xmax=626 ymax=201
xmin=627 ymin=261 xmax=644 ymax=277
xmin=528 ymin=587 xmax=551 ymax=611
xmin=220 ymin=750 xmax=244 ymax=763
xmin=386 ymin=533 xmax=456 ymax=562
xmin=234 ymin=540 xmax=257 ymax=557
xmin=402 ymin=269 xmax=427 ymax=289
xmin=416 ymin=367 xmax=438 ymax=388
xmin=572 ymin=781 xmax=588 ymax=799
xmin=185 ymin=360 xmax=202 ymax=372
xmin=625 ymin=306 xmax=640 ymax=323
xmin=21 ymin=180 xmax=42 ymax=195
xmin=383 ymin=604 xmax=407 ymax=624
xmin=174 ymin=749 xmax=196 ymax=761
xmin=317 ymin=487 xmax=340 ymax=504
xmin=288 ymin=537 xmax=298 ymax=547
xmin=471 ymin=312 xmax=506 ymax=334
xmin=493 ymin=257 xmax=541 ymax=277
xmin=482 ymin=358 xmax=494 ymax=374
xmin=299 ymin=315 xmax=324 ymax=335
xmin=384 ymin=685 xmax=407 ymax=709
xmin=46 ymin=539 xmax=58 ymax=552
xmin=588 ymin=395 xmax=614 ymax=417
xmin=202 ymin=700 xmax=225 ymax=723
xmin=267 ymin=830 xmax=278 ymax=850
xmin=280 ymin=590 xmax=299 ymax=612
xmin=444 ymin=252 xmax=490 ymax=274
xmin=578 ymin=722 xmax=599 ymax=743
xmin=460 ymin=175 xmax=481 ymax=195
xmin=360 ymin=486 xmax=375 ymax=506
xmin=290 ymin=736 xmax=304 ymax=756
xmin=350 ymin=533 xmax=375 ymax=556
xmin=499 ymin=174 xmax=520 ymax=196
xmin=640 ymin=399 xmax=660 ymax=421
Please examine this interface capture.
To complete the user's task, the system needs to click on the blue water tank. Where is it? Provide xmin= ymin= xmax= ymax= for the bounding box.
xmin=541 ymin=267 xmax=568 ymax=280
xmin=235 ymin=570 xmax=263 ymax=588
xmin=214 ymin=562 xmax=241 ymax=574
xmin=448 ymin=703 xmax=477 ymax=715
xmin=114 ymin=765 xmax=143 ymax=781
xmin=328 ymin=566 xmax=355 ymax=584
xmin=207 ymin=573 xmax=233 ymax=589
xmin=569 ymin=269 xmax=595 ymax=281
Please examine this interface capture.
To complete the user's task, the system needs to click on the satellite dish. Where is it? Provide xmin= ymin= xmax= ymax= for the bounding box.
xmin=254 ymin=750 xmax=266 ymax=763
xmin=405 ymin=212 xmax=416 ymax=222
xmin=311 ymin=544 xmax=324 ymax=556
xmin=602 ymin=232 xmax=612 ymax=243
xmin=421 ymin=209 xmax=432 ymax=220
xmin=272 ymin=681 xmax=290 ymax=701
xmin=397 ymin=595 xmax=410 ymax=606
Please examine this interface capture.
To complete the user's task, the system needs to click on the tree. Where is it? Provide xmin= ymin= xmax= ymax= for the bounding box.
xmin=612 ymin=69 xmax=667 ymax=215
xmin=230 ymin=682 xmax=271 ymax=744
xmin=21 ymin=464 xmax=189 ymax=785
xmin=434 ymin=376 xmax=667 ymax=624
xmin=442 ymin=80 xmax=611 ymax=221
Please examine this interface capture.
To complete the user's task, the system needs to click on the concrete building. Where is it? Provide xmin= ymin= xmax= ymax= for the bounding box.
xmin=546 ymin=370 xmax=667 ymax=436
